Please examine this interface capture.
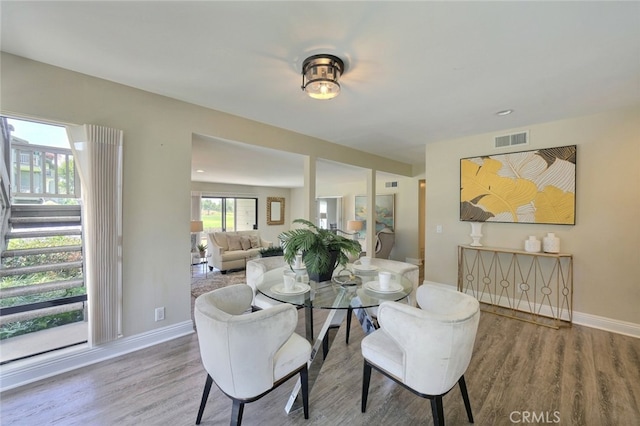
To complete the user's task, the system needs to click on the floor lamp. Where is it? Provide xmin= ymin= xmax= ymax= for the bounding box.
xmin=190 ymin=220 xmax=203 ymax=252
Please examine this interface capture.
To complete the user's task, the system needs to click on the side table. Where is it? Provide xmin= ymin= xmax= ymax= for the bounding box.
xmin=191 ymin=254 xmax=208 ymax=278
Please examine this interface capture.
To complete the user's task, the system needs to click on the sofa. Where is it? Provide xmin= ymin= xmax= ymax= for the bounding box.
xmin=207 ymin=230 xmax=272 ymax=273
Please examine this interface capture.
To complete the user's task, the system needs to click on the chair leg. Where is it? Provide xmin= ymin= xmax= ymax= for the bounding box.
xmin=300 ymin=364 xmax=310 ymax=419
xmin=323 ymin=333 xmax=329 ymax=359
xmin=196 ymin=374 xmax=213 ymax=425
xmin=430 ymin=398 xmax=439 ymax=426
xmin=361 ymin=360 xmax=372 ymax=412
xmin=230 ymin=399 xmax=245 ymax=426
xmin=345 ymin=307 xmax=352 ymax=344
xmin=458 ymin=375 xmax=474 ymax=423
xmin=431 ymin=396 xmax=444 ymax=426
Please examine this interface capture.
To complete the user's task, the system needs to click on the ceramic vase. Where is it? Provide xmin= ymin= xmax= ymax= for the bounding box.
xmin=543 ymin=233 xmax=560 ymax=253
xmin=469 ymin=222 xmax=483 ymax=247
xmin=524 ymin=236 xmax=541 ymax=253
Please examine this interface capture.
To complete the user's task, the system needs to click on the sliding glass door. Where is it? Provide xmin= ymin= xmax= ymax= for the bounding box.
xmin=201 ymin=197 xmax=257 ymax=232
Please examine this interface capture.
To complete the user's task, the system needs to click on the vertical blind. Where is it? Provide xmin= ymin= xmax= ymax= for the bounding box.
xmin=67 ymin=124 xmax=123 ymax=346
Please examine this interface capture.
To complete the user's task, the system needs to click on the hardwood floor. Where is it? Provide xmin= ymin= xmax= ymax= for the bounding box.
xmin=1 ymin=303 xmax=639 ymax=425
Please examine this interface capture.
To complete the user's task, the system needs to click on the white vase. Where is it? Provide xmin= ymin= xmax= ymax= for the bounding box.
xmin=469 ymin=222 xmax=483 ymax=247
xmin=524 ymin=236 xmax=541 ymax=253
xmin=543 ymin=233 xmax=560 ymax=253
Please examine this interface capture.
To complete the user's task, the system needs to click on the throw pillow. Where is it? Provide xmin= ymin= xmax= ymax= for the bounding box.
xmin=249 ymin=235 xmax=260 ymax=248
xmin=227 ymin=234 xmax=243 ymax=251
xmin=240 ymin=236 xmax=252 ymax=250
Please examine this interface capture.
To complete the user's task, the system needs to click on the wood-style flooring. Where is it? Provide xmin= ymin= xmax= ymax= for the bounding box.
xmin=1 ymin=299 xmax=639 ymax=425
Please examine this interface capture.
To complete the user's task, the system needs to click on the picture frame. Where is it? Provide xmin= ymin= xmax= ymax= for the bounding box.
xmin=266 ymin=197 xmax=285 ymax=225
xmin=354 ymin=194 xmax=394 ymax=237
xmin=460 ymin=145 xmax=576 ymax=225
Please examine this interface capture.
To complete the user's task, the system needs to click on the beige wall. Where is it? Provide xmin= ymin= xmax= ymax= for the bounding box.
xmin=0 ymin=53 xmax=414 ymax=338
xmin=315 ymin=175 xmax=424 ymax=262
xmin=424 ymin=106 xmax=640 ymax=324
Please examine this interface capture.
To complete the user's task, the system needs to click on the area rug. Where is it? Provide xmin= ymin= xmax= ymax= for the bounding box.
xmin=191 ymin=270 xmax=247 ymax=299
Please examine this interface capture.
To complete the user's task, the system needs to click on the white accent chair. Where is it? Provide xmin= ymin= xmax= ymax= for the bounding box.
xmin=361 ymin=284 xmax=480 ymax=426
xmin=245 ymin=256 xmax=289 ymax=309
xmin=344 ymin=258 xmax=420 ymax=344
xmin=368 ymin=258 xmax=420 ymax=306
xmin=194 ymin=284 xmax=312 ymax=425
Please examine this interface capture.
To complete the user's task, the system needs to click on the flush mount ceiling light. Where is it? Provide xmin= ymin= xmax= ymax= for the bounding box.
xmin=301 ymin=54 xmax=344 ymax=100
xmin=496 ymin=109 xmax=514 ymax=116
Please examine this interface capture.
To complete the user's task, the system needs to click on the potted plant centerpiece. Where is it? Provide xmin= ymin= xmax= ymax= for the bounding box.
xmin=279 ymin=218 xmax=362 ymax=282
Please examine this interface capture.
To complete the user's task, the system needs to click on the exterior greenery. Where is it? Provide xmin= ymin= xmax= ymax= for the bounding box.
xmin=201 ymin=211 xmax=231 ymax=231
xmin=0 ymin=311 xmax=83 ymax=340
xmin=1 ymin=236 xmax=85 ymax=340
xmin=278 ymin=219 xmax=361 ymax=276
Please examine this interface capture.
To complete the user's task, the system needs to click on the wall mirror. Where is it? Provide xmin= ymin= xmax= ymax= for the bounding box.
xmin=267 ymin=197 xmax=285 ymax=225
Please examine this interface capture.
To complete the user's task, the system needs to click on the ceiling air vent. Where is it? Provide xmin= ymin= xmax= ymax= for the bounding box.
xmin=494 ymin=131 xmax=529 ymax=148
xmin=385 ymin=181 xmax=398 ymax=188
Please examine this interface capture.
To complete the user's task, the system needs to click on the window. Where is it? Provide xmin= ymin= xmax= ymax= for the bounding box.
xmin=1 ymin=116 xmax=86 ymax=364
xmin=200 ymin=197 xmax=257 ymax=233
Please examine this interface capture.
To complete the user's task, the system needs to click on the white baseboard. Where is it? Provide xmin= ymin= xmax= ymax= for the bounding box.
xmin=0 ymin=320 xmax=194 ymax=392
xmin=572 ymin=312 xmax=640 ymax=338
xmin=422 ymin=280 xmax=639 ymax=339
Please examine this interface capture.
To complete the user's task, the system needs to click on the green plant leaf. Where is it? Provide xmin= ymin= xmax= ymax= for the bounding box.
xmin=279 ymin=219 xmax=361 ymax=274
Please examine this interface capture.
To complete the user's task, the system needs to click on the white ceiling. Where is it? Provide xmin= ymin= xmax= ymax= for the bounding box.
xmin=2 ymin=1 xmax=639 ymax=187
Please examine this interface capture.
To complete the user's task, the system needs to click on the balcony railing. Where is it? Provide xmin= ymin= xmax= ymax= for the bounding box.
xmin=0 ymin=205 xmax=86 ymax=359
xmin=11 ymin=143 xmax=80 ymax=199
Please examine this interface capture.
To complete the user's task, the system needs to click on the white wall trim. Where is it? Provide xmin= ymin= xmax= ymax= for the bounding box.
xmin=572 ymin=312 xmax=640 ymax=339
xmin=0 ymin=320 xmax=194 ymax=392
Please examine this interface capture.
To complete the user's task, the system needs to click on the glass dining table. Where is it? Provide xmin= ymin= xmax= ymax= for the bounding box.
xmin=255 ymin=263 xmax=413 ymax=413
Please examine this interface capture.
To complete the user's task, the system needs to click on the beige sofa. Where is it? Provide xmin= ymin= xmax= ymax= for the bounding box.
xmin=207 ymin=230 xmax=272 ymax=273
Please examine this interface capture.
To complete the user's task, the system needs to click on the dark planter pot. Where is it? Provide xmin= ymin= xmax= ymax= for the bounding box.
xmin=306 ymin=250 xmax=339 ymax=283
xmin=260 ymin=248 xmax=284 ymax=258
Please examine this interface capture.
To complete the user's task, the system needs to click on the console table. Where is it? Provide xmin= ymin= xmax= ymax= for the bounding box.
xmin=457 ymin=245 xmax=573 ymax=328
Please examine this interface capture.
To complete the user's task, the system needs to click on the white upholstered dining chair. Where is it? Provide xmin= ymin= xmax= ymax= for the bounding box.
xmin=360 ymin=284 xmax=480 ymax=426
xmin=344 ymin=258 xmax=420 ymax=345
xmin=245 ymin=256 xmax=288 ymax=309
xmin=367 ymin=258 xmax=420 ymax=306
xmin=374 ymin=227 xmax=395 ymax=259
xmin=194 ymin=284 xmax=312 ymax=426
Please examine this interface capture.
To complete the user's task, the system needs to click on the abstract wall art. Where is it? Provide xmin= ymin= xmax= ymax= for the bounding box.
xmin=460 ymin=145 xmax=576 ymax=225
xmin=355 ymin=194 xmax=394 ymax=237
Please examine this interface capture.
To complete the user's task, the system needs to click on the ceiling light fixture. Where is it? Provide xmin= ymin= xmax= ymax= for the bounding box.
xmin=496 ymin=109 xmax=513 ymax=116
xmin=301 ymin=54 xmax=344 ymax=100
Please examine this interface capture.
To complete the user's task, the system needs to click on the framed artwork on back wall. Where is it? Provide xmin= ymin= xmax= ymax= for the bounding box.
xmin=460 ymin=145 xmax=576 ymax=225
xmin=355 ymin=194 xmax=395 ymax=238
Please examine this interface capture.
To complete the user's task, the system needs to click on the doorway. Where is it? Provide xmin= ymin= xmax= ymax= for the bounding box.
xmin=418 ymin=180 xmax=426 ymax=281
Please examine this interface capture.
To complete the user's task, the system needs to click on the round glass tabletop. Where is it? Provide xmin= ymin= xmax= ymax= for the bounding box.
xmin=255 ymin=264 xmax=412 ymax=309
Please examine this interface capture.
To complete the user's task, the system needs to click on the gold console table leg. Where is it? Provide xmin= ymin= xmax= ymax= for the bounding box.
xmin=458 ymin=245 xmax=573 ymax=329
